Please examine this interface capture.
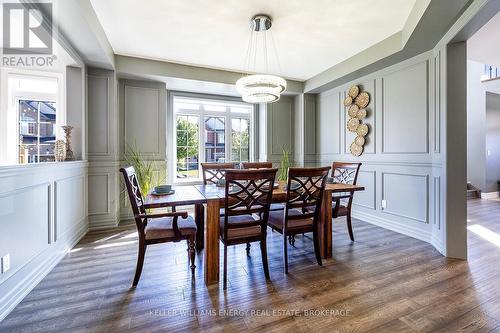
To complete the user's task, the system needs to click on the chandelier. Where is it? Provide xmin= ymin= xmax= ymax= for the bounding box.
xmin=236 ymin=15 xmax=286 ymax=104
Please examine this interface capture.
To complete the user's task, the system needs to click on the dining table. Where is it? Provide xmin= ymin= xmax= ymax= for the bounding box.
xmin=145 ymin=180 xmax=365 ymax=286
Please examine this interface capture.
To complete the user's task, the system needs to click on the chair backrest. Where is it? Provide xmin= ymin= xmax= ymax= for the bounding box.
xmin=223 ymin=168 xmax=278 ymax=232
xmin=120 ymin=166 xmax=146 ymax=229
xmin=201 ymin=163 xmax=235 ymax=185
xmin=331 ymin=162 xmax=361 ymax=185
xmin=284 ymin=167 xmax=330 ymax=225
xmin=241 ymin=162 xmax=273 ymax=169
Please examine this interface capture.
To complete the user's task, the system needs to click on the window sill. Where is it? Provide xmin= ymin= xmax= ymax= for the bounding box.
xmin=0 ymin=160 xmax=88 ymax=176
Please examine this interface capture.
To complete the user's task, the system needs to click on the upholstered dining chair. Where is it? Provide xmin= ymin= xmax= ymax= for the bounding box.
xmin=242 ymin=162 xmax=284 ymax=214
xmin=120 ymin=166 xmax=197 ymax=286
xmin=267 ymin=167 xmax=330 ymax=273
xmin=241 ymin=162 xmax=273 ymax=169
xmin=331 ymin=162 xmax=362 ymax=241
xmin=220 ymin=168 xmax=277 ymax=289
xmin=201 ymin=162 xmax=236 ymax=185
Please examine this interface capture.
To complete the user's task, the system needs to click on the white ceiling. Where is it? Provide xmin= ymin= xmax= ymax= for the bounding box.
xmin=90 ymin=0 xmax=417 ymax=81
xmin=468 ymin=12 xmax=500 ymax=68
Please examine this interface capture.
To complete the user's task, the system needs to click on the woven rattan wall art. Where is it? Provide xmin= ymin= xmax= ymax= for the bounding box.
xmin=344 ymin=85 xmax=370 ymax=156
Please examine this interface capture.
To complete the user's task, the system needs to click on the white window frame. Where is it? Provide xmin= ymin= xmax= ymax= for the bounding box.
xmin=0 ymin=68 xmax=65 ymax=166
xmin=171 ymin=94 xmax=255 ymax=184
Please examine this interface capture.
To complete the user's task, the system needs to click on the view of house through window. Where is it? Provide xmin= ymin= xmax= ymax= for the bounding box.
xmin=19 ymin=100 xmax=57 ymax=164
xmin=174 ymin=96 xmax=253 ymax=181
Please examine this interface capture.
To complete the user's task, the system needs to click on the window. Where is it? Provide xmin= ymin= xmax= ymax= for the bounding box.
xmin=0 ymin=73 xmax=62 ymax=165
xmin=173 ymin=96 xmax=253 ymax=181
xmin=231 ymin=118 xmax=250 ymax=162
xmin=176 ymin=115 xmax=199 ymax=179
xmin=19 ymin=100 xmax=57 ymax=164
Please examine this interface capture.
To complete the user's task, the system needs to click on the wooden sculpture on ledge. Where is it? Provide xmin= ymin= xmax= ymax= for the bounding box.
xmin=62 ymin=125 xmax=75 ymax=161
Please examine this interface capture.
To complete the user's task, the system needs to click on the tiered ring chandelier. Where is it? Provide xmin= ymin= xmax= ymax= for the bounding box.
xmin=236 ymin=15 xmax=286 ymax=104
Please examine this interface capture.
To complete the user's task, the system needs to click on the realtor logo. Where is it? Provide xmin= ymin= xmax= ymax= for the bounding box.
xmin=2 ymin=2 xmax=52 ymax=54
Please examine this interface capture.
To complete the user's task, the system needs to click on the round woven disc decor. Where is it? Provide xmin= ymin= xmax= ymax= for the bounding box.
xmin=347 ymin=118 xmax=360 ymax=132
xmin=348 ymin=85 xmax=360 ymax=98
xmin=348 ymin=104 xmax=359 ymax=118
xmin=354 ymin=135 xmax=365 ymax=146
xmin=355 ymin=91 xmax=370 ymax=109
xmin=350 ymin=142 xmax=363 ymax=156
xmin=344 ymin=84 xmax=371 ymax=157
xmin=344 ymin=96 xmax=353 ymax=107
xmin=356 ymin=108 xmax=367 ymax=119
xmin=356 ymin=123 xmax=369 ymax=136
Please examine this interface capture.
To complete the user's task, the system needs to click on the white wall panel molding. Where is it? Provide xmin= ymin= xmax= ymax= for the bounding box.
xmin=87 ymin=74 xmax=111 ymax=157
xmin=0 ymin=162 xmax=88 ymax=321
xmin=353 ymin=170 xmax=376 ymax=210
xmin=381 ymin=60 xmax=429 ymax=154
xmin=381 ymin=172 xmax=429 ymax=223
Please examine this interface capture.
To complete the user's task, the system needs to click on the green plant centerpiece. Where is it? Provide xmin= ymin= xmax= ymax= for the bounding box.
xmin=277 ymin=146 xmax=291 ymax=181
xmin=124 ymin=143 xmax=159 ymax=196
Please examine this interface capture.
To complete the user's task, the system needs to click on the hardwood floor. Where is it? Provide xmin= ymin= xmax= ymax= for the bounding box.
xmin=1 ymin=199 xmax=500 ymax=332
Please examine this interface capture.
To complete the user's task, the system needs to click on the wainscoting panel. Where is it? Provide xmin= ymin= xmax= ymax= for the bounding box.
xmin=353 ymin=170 xmax=376 ymax=210
xmin=316 ymin=90 xmax=341 ymax=155
xmin=88 ymin=174 xmax=109 ymax=216
xmin=0 ymin=183 xmax=50 ymax=284
xmin=381 ymin=60 xmax=429 ymax=154
xmin=55 ymin=175 xmax=86 ymax=239
xmin=124 ymin=84 xmax=165 ymax=159
xmin=87 ymin=75 xmax=110 ymax=156
xmin=0 ymin=162 xmax=88 ymax=321
xmin=268 ymin=96 xmax=293 ymax=157
xmin=382 ymin=172 xmax=429 ymax=223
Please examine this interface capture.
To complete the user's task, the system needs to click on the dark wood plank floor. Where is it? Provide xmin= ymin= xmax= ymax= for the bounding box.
xmin=1 ymin=199 xmax=500 ymax=332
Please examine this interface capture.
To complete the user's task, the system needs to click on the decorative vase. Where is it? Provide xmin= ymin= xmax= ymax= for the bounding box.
xmin=54 ymin=139 xmax=66 ymax=162
xmin=61 ymin=125 xmax=75 ymax=161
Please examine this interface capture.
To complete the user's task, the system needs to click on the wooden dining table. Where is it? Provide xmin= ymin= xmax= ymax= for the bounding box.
xmin=145 ymin=180 xmax=364 ymax=286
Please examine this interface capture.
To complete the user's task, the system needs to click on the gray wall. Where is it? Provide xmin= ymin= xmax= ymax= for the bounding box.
xmin=466 ymin=60 xmax=500 ymax=193
xmin=314 ymin=51 xmax=445 ymax=253
xmin=86 ymin=68 xmax=121 ymax=229
xmin=486 ymin=92 xmax=500 ymax=192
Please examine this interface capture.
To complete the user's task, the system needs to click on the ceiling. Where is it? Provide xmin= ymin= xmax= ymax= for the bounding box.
xmin=468 ymin=12 xmax=500 ymax=68
xmin=89 ymin=0 xmax=417 ymax=81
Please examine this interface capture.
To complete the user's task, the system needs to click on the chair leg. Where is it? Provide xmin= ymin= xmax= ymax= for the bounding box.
xmin=260 ymin=238 xmax=270 ymax=280
xmin=347 ymin=212 xmax=355 ymax=241
xmin=283 ymin=233 xmax=289 ymax=274
xmin=223 ymin=243 xmax=228 ymax=290
xmin=313 ymin=228 xmax=322 ymax=267
xmin=133 ymin=239 xmax=146 ymax=286
xmin=188 ymin=237 xmax=196 ymax=275
xmin=246 ymin=242 xmax=251 ymax=256
xmin=288 ymin=235 xmax=295 ymax=246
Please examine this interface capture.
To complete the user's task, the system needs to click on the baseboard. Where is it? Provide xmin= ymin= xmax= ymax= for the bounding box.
xmin=481 ymin=191 xmax=499 ymax=199
xmin=88 ymin=217 xmax=119 ymax=230
xmin=352 ymin=211 xmax=432 ymax=244
xmin=0 ymin=219 xmax=88 ymax=322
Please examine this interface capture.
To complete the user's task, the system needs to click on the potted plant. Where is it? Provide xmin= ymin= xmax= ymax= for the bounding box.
xmin=277 ymin=146 xmax=291 ymax=181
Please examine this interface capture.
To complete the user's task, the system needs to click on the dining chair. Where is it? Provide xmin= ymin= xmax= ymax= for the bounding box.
xmin=220 ymin=168 xmax=278 ymax=289
xmin=268 ymin=167 xmax=330 ymax=273
xmin=201 ymin=162 xmax=237 ymax=185
xmin=120 ymin=166 xmax=197 ymax=286
xmin=241 ymin=162 xmax=273 ymax=169
xmin=331 ymin=162 xmax=362 ymax=241
xmin=242 ymin=162 xmax=284 ymax=214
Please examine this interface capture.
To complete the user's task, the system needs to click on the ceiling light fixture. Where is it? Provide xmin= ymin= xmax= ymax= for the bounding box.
xmin=236 ymin=15 xmax=286 ymax=104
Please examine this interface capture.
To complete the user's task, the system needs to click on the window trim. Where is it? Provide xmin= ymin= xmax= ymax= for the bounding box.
xmin=0 ymin=68 xmax=65 ymax=166
xmin=168 ymin=91 xmax=257 ymax=184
